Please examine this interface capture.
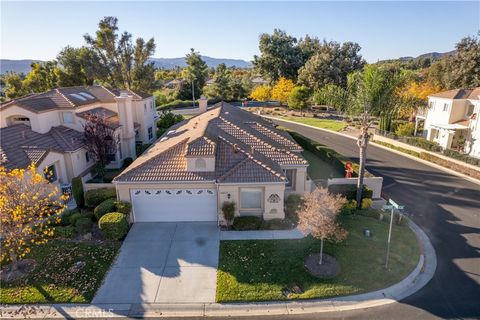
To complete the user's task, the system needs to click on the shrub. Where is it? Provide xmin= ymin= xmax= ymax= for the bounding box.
xmin=361 ymin=198 xmax=373 ymax=209
xmin=261 ymin=219 xmax=293 ymax=230
xmin=85 ymin=188 xmax=116 ymax=207
xmin=60 ymin=209 xmax=77 ymax=226
xmin=221 ymin=202 xmax=236 ymax=224
xmin=94 ymin=198 xmax=117 ymax=220
xmin=285 ymin=194 xmax=304 ymax=223
xmin=71 ymin=177 xmax=84 ymax=207
xmin=341 ymin=200 xmax=357 ymax=215
xmin=328 ymin=184 xmax=373 ymax=200
xmin=357 ymin=209 xmax=381 ymax=220
xmin=420 ymin=153 xmax=480 ymax=179
xmin=80 ymin=209 xmax=95 ymax=220
xmin=404 ymin=137 xmax=442 ymax=152
xmin=115 ymin=201 xmax=132 ymax=215
xmin=443 ymin=149 xmax=480 ymax=166
xmin=54 ymin=226 xmax=75 ymax=238
xmin=69 ymin=212 xmax=84 ymax=226
xmin=99 ymin=212 xmax=129 ymax=240
xmin=122 ymin=157 xmax=133 ymax=168
xmin=395 ymin=122 xmax=415 ymax=136
xmin=75 ymin=217 xmax=93 ymax=234
xmin=232 ymin=216 xmax=262 ymax=231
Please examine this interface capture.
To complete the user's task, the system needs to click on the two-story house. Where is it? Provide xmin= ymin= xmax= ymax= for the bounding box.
xmin=0 ymin=86 xmax=157 ymax=185
xmin=416 ymin=87 xmax=480 ymax=158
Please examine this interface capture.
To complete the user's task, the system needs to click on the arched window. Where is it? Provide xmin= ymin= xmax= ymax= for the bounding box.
xmin=195 ymin=158 xmax=206 ymax=169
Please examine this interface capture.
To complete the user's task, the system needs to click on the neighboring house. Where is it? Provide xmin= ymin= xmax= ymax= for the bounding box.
xmin=416 ymin=87 xmax=480 ymax=158
xmin=0 ymin=86 xmax=157 ymax=184
xmin=114 ymin=102 xmax=311 ymax=223
xmin=251 ymin=77 xmax=268 ymax=86
xmin=163 ymin=78 xmax=185 ymax=89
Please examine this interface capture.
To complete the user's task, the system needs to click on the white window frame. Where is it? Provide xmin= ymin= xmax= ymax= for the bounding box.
xmin=239 ymin=187 xmax=263 ymax=211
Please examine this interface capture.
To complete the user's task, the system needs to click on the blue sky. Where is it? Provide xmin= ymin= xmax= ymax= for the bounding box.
xmin=1 ymin=1 xmax=479 ymax=62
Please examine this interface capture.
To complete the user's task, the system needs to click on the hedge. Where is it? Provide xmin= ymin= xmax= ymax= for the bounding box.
xmin=232 ymin=216 xmax=262 ymax=231
xmin=442 ymin=149 xmax=480 ymax=167
xmin=75 ymin=217 xmax=93 ymax=234
xmin=99 ymin=212 xmax=129 ymax=240
xmin=71 ymin=177 xmax=84 ymax=207
xmin=420 ymin=153 xmax=480 ymax=180
xmin=94 ymin=198 xmax=117 ymax=220
xmin=288 ymin=131 xmax=374 ymax=177
xmin=285 ymin=194 xmax=304 ymax=223
xmin=85 ymin=188 xmax=117 ymax=207
xmin=157 ymin=100 xmax=197 ymax=110
xmin=115 ymin=201 xmax=132 ymax=215
xmin=328 ymin=184 xmax=373 ymax=200
xmin=54 ymin=226 xmax=75 ymax=238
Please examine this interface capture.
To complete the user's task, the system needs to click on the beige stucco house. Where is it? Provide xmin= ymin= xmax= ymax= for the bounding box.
xmin=114 ymin=102 xmax=311 ymax=223
xmin=0 ymin=86 xmax=156 ymax=185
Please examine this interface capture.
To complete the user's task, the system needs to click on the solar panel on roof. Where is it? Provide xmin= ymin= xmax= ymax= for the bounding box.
xmin=78 ymin=92 xmax=95 ymax=99
xmin=69 ymin=93 xmax=87 ymax=101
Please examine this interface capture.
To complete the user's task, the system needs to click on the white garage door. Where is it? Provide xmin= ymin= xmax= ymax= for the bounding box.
xmin=131 ymin=188 xmax=217 ymax=222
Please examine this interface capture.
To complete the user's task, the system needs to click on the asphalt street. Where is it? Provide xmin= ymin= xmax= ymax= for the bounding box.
xmin=165 ymin=120 xmax=480 ymax=320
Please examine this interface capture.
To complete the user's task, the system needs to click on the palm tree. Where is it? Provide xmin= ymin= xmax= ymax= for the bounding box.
xmin=347 ymin=65 xmax=401 ymax=207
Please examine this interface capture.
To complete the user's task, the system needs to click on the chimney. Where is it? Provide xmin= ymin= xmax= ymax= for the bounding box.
xmin=199 ymin=95 xmax=208 ymax=113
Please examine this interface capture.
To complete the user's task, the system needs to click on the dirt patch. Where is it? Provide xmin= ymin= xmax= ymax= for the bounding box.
xmin=1 ymin=259 xmax=36 ymax=282
xmin=304 ymin=253 xmax=340 ymax=278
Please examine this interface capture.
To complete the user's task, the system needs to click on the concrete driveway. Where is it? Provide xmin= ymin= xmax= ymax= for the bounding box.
xmin=92 ymin=222 xmax=219 ymax=304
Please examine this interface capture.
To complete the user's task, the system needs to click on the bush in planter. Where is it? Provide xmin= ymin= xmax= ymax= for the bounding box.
xmin=94 ymin=198 xmax=117 ymax=220
xmin=341 ymin=200 xmax=357 ymax=215
xmin=221 ymin=202 xmax=235 ymax=226
xmin=99 ymin=212 xmax=129 ymax=240
xmin=361 ymin=198 xmax=373 ymax=209
xmin=232 ymin=216 xmax=262 ymax=231
xmin=285 ymin=194 xmax=304 ymax=223
xmin=54 ymin=226 xmax=76 ymax=238
xmin=71 ymin=177 xmax=84 ymax=207
xmin=328 ymin=184 xmax=372 ymax=200
xmin=85 ymin=188 xmax=116 ymax=207
xmin=115 ymin=201 xmax=132 ymax=215
xmin=395 ymin=122 xmax=415 ymax=137
xmin=69 ymin=212 xmax=84 ymax=226
xmin=75 ymin=217 xmax=93 ymax=234
xmin=59 ymin=209 xmax=77 ymax=226
xmin=261 ymin=218 xmax=293 ymax=230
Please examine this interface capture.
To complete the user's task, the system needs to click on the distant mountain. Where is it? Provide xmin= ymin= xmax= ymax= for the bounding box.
xmin=0 ymin=56 xmax=252 ymax=74
xmin=382 ymin=51 xmax=456 ymax=63
xmin=0 ymin=59 xmax=43 ymax=74
xmin=149 ymin=56 xmax=252 ymax=69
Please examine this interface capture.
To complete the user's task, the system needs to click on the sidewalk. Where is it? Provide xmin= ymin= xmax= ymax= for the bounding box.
xmin=220 ymin=228 xmax=304 ymax=240
xmin=0 ymin=219 xmax=436 ymax=319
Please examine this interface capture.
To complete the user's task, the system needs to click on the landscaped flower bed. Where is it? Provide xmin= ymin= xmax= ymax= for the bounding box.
xmin=216 ymin=214 xmax=419 ymax=302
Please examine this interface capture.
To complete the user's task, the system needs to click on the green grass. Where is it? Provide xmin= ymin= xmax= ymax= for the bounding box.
xmin=1 ymin=240 xmax=120 ymax=304
xmin=302 ymin=150 xmax=344 ymax=180
xmin=216 ymin=214 xmax=419 ymax=302
xmin=374 ymin=141 xmax=421 ymax=158
xmin=279 ymin=116 xmax=347 ymax=132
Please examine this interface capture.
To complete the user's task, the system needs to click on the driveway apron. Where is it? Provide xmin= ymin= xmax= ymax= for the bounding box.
xmin=92 ymin=222 xmax=219 ymax=304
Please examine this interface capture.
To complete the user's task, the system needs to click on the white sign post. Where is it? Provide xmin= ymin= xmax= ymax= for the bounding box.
xmin=382 ymin=199 xmax=404 ymax=269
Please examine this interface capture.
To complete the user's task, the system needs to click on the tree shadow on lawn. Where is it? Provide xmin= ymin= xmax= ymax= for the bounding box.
xmin=216 ymin=214 xmax=420 ymax=303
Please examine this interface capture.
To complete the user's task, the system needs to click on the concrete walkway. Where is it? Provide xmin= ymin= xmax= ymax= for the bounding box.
xmin=92 ymin=222 xmax=219 ymax=304
xmin=0 ymin=218 xmax=436 ymax=319
xmin=220 ymin=227 xmax=304 ymax=240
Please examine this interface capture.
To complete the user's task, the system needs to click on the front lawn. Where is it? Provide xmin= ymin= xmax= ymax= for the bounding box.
xmin=302 ymin=150 xmax=344 ymax=180
xmin=217 ymin=214 xmax=419 ymax=302
xmin=1 ymin=240 xmax=120 ymax=304
xmin=280 ymin=116 xmax=347 ymax=132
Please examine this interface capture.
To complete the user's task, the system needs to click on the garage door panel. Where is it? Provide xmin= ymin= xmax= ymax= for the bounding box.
xmin=131 ymin=189 xmax=217 ymax=222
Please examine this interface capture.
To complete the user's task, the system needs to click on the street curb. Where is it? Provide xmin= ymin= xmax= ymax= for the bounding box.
xmin=265 ymin=116 xmax=480 ymax=187
xmin=0 ymin=219 xmax=436 ymax=319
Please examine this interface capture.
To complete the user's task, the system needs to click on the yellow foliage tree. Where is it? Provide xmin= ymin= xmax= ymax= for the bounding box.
xmin=249 ymin=84 xmax=272 ymax=101
xmin=271 ymin=77 xmax=295 ymax=105
xmin=398 ymin=81 xmax=441 ymax=119
xmin=0 ymin=164 xmax=66 ymax=272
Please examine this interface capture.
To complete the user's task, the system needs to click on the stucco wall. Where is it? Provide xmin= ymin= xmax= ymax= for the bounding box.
xmin=0 ymin=106 xmax=62 ymax=133
xmin=37 ymin=151 xmax=68 ymax=185
xmin=186 ymin=156 xmax=215 ymax=171
xmin=217 ymin=183 xmax=285 ymax=221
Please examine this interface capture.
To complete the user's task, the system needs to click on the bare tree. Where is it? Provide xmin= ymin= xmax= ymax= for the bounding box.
xmin=297 ymin=188 xmax=348 ymax=265
xmin=82 ymin=113 xmax=119 ymax=180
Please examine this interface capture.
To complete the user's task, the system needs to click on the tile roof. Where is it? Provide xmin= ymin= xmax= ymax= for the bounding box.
xmin=0 ymin=124 xmax=85 ymax=170
xmin=0 ymin=85 xmax=152 ymax=113
xmin=429 ymin=87 xmax=480 ymax=100
xmin=77 ymin=107 xmax=122 ymax=129
xmin=115 ymin=102 xmax=307 ymax=184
